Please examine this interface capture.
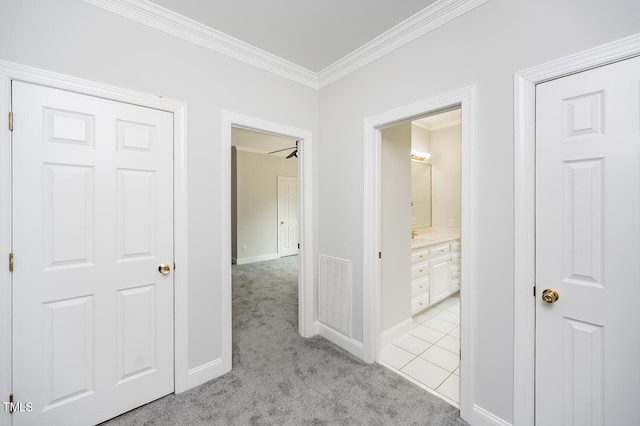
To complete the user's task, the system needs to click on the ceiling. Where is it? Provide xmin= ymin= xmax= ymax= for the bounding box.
xmin=232 ymin=127 xmax=297 ymax=157
xmin=149 ymin=0 xmax=439 ymax=73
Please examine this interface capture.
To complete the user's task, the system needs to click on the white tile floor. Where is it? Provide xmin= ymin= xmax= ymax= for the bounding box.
xmin=380 ymin=294 xmax=460 ymax=407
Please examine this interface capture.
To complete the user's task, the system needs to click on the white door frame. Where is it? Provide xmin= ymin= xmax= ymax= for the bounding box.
xmin=222 ymin=111 xmax=314 ymax=339
xmin=0 ymin=61 xmax=190 ymax=423
xmin=513 ymin=33 xmax=640 ymax=426
xmin=362 ymin=85 xmax=477 ymax=422
xmin=277 ymin=175 xmax=299 ymax=258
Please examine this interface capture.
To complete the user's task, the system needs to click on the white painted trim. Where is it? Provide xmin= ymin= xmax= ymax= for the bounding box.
xmin=0 ymin=60 xmax=190 ymax=416
xmin=363 ymin=86 xmax=477 ymax=424
xmin=235 ymin=253 xmax=280 ymax=265
xmin=317 ymin=0 xmax=488 ymax=87
xmin=513 ymin=32 xmax=640 ymax=426
xmin=184 ymin=358 xmax=226 ymax=390
xmin=378 ymin=318 xmax=414 ymax=350
xmin=222 ymin=111 xmax=315 ymax=340
xmin=315 ymin=322 xmax=364 ymax=359
xmin=472 ymin=405 xmax=513 ymax=426
xmin=80 ymin=0 xmax=487 ymax=89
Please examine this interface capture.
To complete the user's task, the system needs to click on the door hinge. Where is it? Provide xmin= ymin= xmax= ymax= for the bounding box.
xmin=459 ymin=350 xmax=461 ymax=361
xmin=8 ymin=112 xmax=13 ymax=131
xmin=533 ymin=286 xmax=536 ymax=297
xmin=297 ymin=243 xmax=300 ymax=250
xmin=378 ymin=251 xmax=382 ymax=259
xmin=8 ymin=393 xmax=13 ymax=414
xmin=173 ymin=262 xmax=176 ymax=270
xmin=9 ymin=253 xmax=13 ymax=272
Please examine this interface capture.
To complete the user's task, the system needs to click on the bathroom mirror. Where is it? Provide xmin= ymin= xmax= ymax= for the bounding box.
xmin=411 ymin=161 xmax=431 ymax=228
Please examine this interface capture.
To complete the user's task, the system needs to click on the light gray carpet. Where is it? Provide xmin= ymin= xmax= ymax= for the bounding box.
xmin=103 ymin=256 xmax=469 ymax=425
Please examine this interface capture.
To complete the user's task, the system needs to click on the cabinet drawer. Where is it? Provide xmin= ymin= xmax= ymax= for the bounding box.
xmin=411 ymin=294 xmax=429 ymax=314
xmin=429 ymin=243 xmax=449 ymax=257
xmin=411 ymin=248 xmax=429 ymax=264
xmin=411 ymin=262 xmax=429 ymax=280
xmin=411 ymin=277 xmax=429 ymax=297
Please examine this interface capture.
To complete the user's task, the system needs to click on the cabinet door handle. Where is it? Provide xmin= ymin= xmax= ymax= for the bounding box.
xmin=418 ymin=269 xmax=423 ymax=273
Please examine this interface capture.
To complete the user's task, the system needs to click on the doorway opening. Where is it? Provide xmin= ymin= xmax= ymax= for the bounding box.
xmin=377 ymin=108 xmax=462 ymax=406
xmin=231 ymin=127 xmax=299 ymax=266
xmin=362 ymin=86 xmax=477 ymax=422
xmin=221 ymin=111 xmax=315 ymax=378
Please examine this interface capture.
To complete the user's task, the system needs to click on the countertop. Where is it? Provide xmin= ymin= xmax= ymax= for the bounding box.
xmin=411 ymin=227 xmax=460 ymax=249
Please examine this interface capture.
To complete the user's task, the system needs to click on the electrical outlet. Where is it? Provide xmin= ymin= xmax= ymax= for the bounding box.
xmin=448 ymin=219 xmax=455 ymax=227
xmin=412 ymin=217 xmax=416 ymax=225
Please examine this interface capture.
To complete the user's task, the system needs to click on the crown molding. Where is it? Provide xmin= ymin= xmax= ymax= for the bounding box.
xmin=81 ymin=0 xmax=319 ymax=88
xmin=316 ymin=0 xmax=489 ymax=88
xmin=81 ymin=0 xmax=488 ymax=89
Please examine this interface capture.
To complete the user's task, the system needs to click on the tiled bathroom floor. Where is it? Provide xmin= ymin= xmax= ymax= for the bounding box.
xmin=380 ymin=294 xmax=460 ymax=407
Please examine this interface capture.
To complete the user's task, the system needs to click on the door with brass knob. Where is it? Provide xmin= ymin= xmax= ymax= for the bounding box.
xmin=158 ymin=263 xmax=171 ymax=275
xmin=535 ymin=56 xmax=640 ymax=425
xmin=541 ymin=289 xmax=559 ymax=304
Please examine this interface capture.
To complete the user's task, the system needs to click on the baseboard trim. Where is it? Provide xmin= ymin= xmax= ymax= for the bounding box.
xmin=315 ymin=321 xmax=364 ymax=360
xmin=182 ymin=358 xmax=230 ymax=392
xmin=379 ymin=318 xmax=414 ymax=350
xmin=471 ymin=404 xmax=513 ymax=426
xmin=235 ymin=253 xmax=279 ymax=265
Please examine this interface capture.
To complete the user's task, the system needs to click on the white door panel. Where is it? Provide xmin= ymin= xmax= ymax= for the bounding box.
xmin=535 ymin=56 xmax=640 ymax=425
xmin=278 ymin=176 xmax=298 ymax=257
xmin=12 ymin=81 xmax=174 ymax=425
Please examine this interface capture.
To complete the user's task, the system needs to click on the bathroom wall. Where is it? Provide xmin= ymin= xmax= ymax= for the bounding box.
xmin=430 ymin=125 xmax=461 ymax=228
xmin=380 ymin=123 xmax=412 ymax=332
xmin=233 ymin=148 xmax=298 ymax=264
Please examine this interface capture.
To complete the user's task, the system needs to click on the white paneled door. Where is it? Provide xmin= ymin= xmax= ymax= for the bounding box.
xmin=11 ymin=82 xmax=174 ymax=425
xmin=535 ymin=56 xmax=640 ymax=425
xmin=277 ymin=176 xmax=298 ymax=257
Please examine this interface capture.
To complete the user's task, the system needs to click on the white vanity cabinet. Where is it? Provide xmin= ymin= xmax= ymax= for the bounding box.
xmin=411 ymin=238 xmax=460 ymax=315
xmin=410 ymin=248 xmax=429 ymax=314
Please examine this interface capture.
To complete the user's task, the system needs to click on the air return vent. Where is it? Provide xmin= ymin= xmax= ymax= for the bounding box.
xmin=317 ymin=255 xmax=352 ymax=337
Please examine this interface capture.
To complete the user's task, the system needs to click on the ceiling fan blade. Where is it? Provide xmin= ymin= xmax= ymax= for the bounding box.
xmin=268 ymin=146 xmax=297 ymax=155
xmin=286 ymin=149 xmax=298 ymax=159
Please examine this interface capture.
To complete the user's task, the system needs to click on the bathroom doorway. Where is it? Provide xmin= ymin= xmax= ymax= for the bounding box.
xmin=362 ymin=86 xmax=477 ymax=421
xmin=378 ymin=108 xmax=462 ymax=406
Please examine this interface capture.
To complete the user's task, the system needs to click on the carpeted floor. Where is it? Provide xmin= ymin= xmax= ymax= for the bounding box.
xmin=103 ymin=256 xmax=469 ymax=425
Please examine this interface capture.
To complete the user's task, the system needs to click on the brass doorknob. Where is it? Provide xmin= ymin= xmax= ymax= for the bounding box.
xmin=542 ymin=288 xmax=559 ymax=304
xmin=158 ymin=264 xmax=171 ymax=275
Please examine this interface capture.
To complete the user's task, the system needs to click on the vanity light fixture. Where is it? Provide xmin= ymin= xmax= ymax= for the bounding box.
xmin=411 ymin=149 xmax=431 ymax=161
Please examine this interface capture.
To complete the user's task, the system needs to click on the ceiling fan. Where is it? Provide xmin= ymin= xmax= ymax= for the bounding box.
xmin=268 ymin=140 xmax=298 ymax=159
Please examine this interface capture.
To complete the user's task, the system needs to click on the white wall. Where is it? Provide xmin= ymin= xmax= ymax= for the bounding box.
xmin=411 ymin=123 xmax=431 ymax=154
xmin=233 ymin=149 xmax=298 ymax=263
xmin=3 ymin=0 xmax=640 ymax=423
xmin=0 ymin=0 xmax=318 ymax=381
xmin=430 ymin=125 xmax=461 ymax=228
xmin=317 ymin=0 xmax=640 ymax=422
xmin=380 ymin=123 xmax=412 ymax=332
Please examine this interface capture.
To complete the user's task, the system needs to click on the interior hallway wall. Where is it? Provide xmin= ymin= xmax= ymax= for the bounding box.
xmin=0 ymin=0 xmax=318 ymax=381
xmin=316 ymin=0 xmax=640 ymax=422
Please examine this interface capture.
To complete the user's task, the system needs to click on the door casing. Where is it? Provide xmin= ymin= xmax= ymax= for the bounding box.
xmin=362 ymin=85 xmax=477 ymax=423
xmin=0 ymin=61 xmax=189 ymax=425
xmin=513 ymin=33 xmax=640 ymax=426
